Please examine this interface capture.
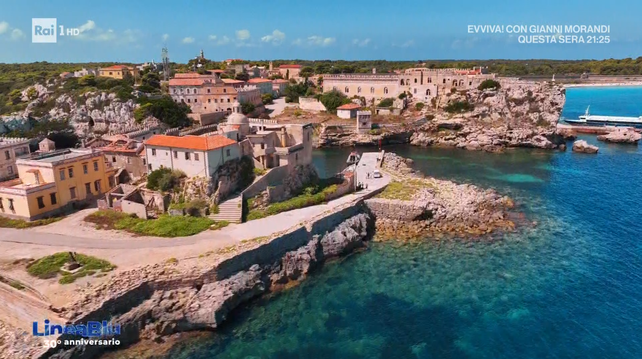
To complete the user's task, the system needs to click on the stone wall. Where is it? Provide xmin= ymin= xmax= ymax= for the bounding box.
xmin=242 ymin=165 xmax=289 ymax=200
xmin=187 ymin=112 xmax=227 ymax=126
xmin=298 ymin=97 xmax=327 ymax=112
xmin=364 ymin=198 xmax=430 ymax=221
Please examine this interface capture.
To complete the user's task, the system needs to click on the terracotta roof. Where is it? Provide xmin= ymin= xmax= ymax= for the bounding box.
xmin=174 ymin=73 xmax=202 ymax=78
xmin=247 ymin=78 xmax=272 ymax=83
xmin=101 ymin=65 xmax=129 ymax=70
xmin=145 ymin=135 xmax=237 ymax=151
xmin=337 ymin=103 xmax=361 ymax=110
xmin=279 ymin=64 xmax=302 ymax=69
xmin=221 ymin=79 xmax=245 ymax=84
xmin=169 ymin=78 xmax=206 ymax=86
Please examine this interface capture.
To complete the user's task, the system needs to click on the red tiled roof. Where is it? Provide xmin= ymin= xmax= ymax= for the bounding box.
xmin=337 ymin=103 xmax=361 ymax=110
xmin=247 ymin=78 xmax=272 ymax=83
xmin=279 ymin=64 xmax=302 ymax=69
xmin=101 ymin=65 xmax=129 ymax=70
xmin=169 ymin=78 xmax=206 ymax=86
xmin=145 ymin=135 xmax=237 ymax=151
xmin=209 ymin=69 xmax=225 ymax=73
xmin=174 ymin=73 xmax=202 ymax=78
xmin=221 ymin=79 xmax=245 ymax=84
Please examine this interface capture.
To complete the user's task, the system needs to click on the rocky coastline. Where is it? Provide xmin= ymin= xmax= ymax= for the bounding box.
xmin=366 ymin=153 xmax=515 ymax=239
xmin=0 ymin=153 xmax=518 ymax=359
xmin=318 ymin=81 xmax=567 ymax=152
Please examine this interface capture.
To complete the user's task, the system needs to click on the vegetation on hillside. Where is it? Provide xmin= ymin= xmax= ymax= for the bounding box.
xmin=146 ymin=168 xmax=186 ymax=191
xmin=444 ymin=101 xmax=475 ymax=113
xmin=317 ymin=89 xmax=352 ymax=113
xmin=27 ymin=252 xmax=116 ymax=284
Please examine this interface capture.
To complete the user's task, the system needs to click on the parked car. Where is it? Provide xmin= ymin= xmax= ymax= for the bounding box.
xmin=373 ymin=170 xmax=382 ymax=178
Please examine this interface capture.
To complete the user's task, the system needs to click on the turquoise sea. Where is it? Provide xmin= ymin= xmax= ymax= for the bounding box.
xmin=165 ymin=87 xmax=642 ymax=359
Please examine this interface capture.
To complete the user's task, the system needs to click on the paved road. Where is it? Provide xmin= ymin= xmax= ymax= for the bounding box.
xmin=0 ymin=153 xmax=389 ymax=250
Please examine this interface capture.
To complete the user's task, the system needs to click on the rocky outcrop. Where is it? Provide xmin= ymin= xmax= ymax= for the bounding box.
xmin=317 ymin=81 xmax=566 ymax=152
xmin=572 ymin=140 xmax=599 ymax=154
xmin=597 ymin=128 xmax=642 ymax=144
xmin=0 ymin=320 xmax=45 ymax=359
xmin=368 ymin=152 xmax=515 ymax=239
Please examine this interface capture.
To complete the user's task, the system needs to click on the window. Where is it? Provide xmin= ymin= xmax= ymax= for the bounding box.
xmin=7 ymin=166 xmax=12 ymax=175
xmin=68 ymin=167 xmax=74 ymax=178
xmin=194 ymin=98 xmax=197 ymax=103
xmin=112 ymin=156 xmax=117 ymax=163
xmin=93 ymin=161 xmax=99 ymax=171
xmin=260 ymin=143 xmax=265 ymax=149
xmin=50 ymin=193 xmax=57 ymax=205
xmin=0 ymin=197 xmax=3 ymax=210
xmin=227 ymin=98 xmax=230 ymax=102
xmin=185 ymin=152 xmax=191 ymax=160
xmin=85 ymin=183 xmax=91 ymax=195
xmin=208 ymin=99 xmax=211 ymax=103
xmin=226 ymin=149 xmax=231 ymax=157
xmin=152 ymin=148 xmax=157 ymax=156
xmin=414 ymin=88 xmax=417 ymax=94
xmin=59 ymin=169 xmax=66 ymax=180
xmin=94 ymin=180 xmax=101 ymax=193
xmin=295 ymin=153 xmax=298 ymax=161
xmin=384 ymin=87 xmax=388 ymax=94
xmin=173 ymin=151 xmax=178 ymax=159
xmin=357 ymin=87 xmax=361 ymax=93
xmin=207 ymin=89 xmax=211 ymax=93
xmin=194 ymin=153 xmax=199 ymax=161
xmin=344 ymin=87 xmax=349 ymax=93
xmin=126 ymin=157 xmax=131 ymax=164
xmin=443 ymin=79 xmax=446 ymax=84
xmin=70 ymin=187 xmax=77 ymax=199
xmin=187 ymin=99 xmax=191 ymax=103
xmin=223 ymin=88 xmax=227 ymax=93
xmin=414 ymin=78 xmax=417 ymax=83
xmin=37 ymin=196 xmax=45 ymax=209
xmin=8 ymin=198 xmax=14 ymax=211
xmin=83 ymin=164 xmax=88 ymax=174
xmin=370 ymin=87 xmax=374 ymax=94
xmin=4 ymin=150 xmax=9 ymax=160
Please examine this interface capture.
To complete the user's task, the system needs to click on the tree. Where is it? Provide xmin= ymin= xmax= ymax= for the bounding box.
xmin=285 ymin=69 xmax=290 ymax=80
xmin=268 ymin=74 xmax=283 ymax=80
xmin=316 ymin=76 xmax=323 ymax=87
xmin=319 ymin=90 xmax=351 ymax=113
xmin=134 ymin=96 xmax=191 ymax=128
xmin=261 ymin=93 xmax=274 ymax=105
xmin=478 ymin=79 xmax=501 ymax=91
xmin=283 ymin=82 xmax=309 ymax=103
xmin=378 ymin=98 xmax=394 ymax=107
xmin=415 ymin=102 xmax=425 ymax=111
xmin=398 ymin=92 xmax=407 ymax=99
xmin=141 ymin=72 xmax=161 ymax=89
xmin=235 ymin=71 xmax=250 ymax=82
xmin=240 ymin=102 xmax=255 ymax=115
xmin=300 ymin=66 xmax=314 ymax=79
xmin=78 ymin=75 xmax=97 ymax=87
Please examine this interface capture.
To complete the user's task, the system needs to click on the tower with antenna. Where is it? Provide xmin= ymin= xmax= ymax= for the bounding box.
xmin=162 ymin=47 xmax=170 ymax=81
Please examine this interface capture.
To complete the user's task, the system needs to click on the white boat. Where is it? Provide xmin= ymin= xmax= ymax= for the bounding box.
xmin=565 ymin=106 xmax=642 ymax=128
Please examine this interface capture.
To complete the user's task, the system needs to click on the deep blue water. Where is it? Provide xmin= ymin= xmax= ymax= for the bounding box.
xmin=165 ymin=87 xmax=642 ymax=359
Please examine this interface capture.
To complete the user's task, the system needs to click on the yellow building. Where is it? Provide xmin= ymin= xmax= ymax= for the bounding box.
xmin=98 ymin=65 xmax=137 ymax=80
xmin=0 ymin=149 xmax=116 ymax=221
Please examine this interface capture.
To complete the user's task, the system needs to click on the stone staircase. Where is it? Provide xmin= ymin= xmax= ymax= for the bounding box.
xmin=209 ymin=195 xmax=243 ymax=223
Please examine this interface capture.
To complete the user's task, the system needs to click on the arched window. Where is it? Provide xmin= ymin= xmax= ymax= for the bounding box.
xmin=400 ymin=79 xmax=404 ymax=85
xmin=384 ymin=87 xmax=388 ymax=94
xmin=443 ymin=79 xmax=446 ymax=84
xmin=357 ymin=87 xmax=361 ymax=93
xmin=413 ymin=88 xmax=417 ymax=94
xmin=370 ymin=87 xmax=374 ymax=94
xmin=469 ymin=81 xmax=472 ymax=86
xmin=428 ymin=77 xmax=432 ymax=83
xmin=223 ymin=89 xmax=227 ymax=93
xmin=452 ymin=80 xmax=458 ymax=86
xmin=459 ymin=80 xmax=464 ymax=86
xmin=426 ymin=89 xmax=431 ymax=96
xmin=345 ymin=86 xmax=349 ymax=93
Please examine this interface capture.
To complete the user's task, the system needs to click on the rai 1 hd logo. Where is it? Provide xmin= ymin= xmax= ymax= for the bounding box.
xmin=32 ymin=18 xmax=81 ymax=43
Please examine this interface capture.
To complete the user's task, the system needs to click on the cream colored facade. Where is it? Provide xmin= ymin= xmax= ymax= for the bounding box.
xmin=322 ymin=68 xmax=496 ymax=103
xmin=0 ymin=137 xmax=30 ymax=181
xmin=0 ymin=149 xmax=116 ymax=221
xmin=98 ymin=65 xmax=138 ymax=80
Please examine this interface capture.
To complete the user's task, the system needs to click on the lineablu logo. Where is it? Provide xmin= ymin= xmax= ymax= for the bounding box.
xmin=32 ymin=18 xmax=81 ymax=43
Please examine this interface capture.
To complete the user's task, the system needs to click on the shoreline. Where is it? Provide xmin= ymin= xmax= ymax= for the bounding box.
xmin=563 ymin=82 xmax=642 ymax=88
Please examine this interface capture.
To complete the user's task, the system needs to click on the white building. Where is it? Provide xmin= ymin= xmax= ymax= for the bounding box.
xmin=144 ymin=134 xmax=241 ymax=178
xmin=73 ymin=68 xmax=98 ymax=77
xmin=336 ymin=103 xmax=361 ymax=119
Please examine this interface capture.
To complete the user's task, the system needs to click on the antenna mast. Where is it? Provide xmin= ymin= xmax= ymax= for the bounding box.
xmin=162 ymin=47 xmax=170 ymax=81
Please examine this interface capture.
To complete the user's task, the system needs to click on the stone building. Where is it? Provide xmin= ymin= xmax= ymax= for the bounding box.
xmin=169 ymin=72 xmax=262 ymax=115
xmin=0 ymin=137 xmax=30 ymax=181
xmin=247 ymin=78 xmax=274 ymax=95
xmin=98 ymin=65 xmax=138 ymax=80
xmin=356 ymin=111 xmax=372 ymax=133
xmin=99 ymin=139 xmax=147 ymax=182
xmin=322 ymin=67 xmax=496 ymax=103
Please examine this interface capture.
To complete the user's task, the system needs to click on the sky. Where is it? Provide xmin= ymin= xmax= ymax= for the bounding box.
xmin=0 ymin=0 xmax=641 ymax=63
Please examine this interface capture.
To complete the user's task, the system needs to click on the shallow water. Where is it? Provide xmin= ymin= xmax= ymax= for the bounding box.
xmin=164 ymin=87 xmax=642 ymax=359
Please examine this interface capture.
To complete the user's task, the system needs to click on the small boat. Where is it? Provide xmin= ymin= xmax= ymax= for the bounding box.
xmin=565 ymin=106 xmax=642 ymax=128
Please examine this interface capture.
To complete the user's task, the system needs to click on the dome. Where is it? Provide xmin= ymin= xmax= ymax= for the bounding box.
xmin=227 ymin=112 xmax=249 ymax=125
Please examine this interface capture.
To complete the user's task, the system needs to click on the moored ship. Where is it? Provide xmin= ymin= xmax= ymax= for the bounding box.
xmin=565 ymin=106 xmax=642 ymax=128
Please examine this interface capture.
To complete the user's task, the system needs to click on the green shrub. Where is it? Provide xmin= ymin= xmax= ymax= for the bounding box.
xmin=253 ymin=167 xmax=266 ymax=176
xmin=415 ymin=102 xmax=425 ymax=111
xmin=147 ymin=168 xmax=185 ymax=191
xmin=478 ymin=79 xmax=501 ymax=91
xmin=378 ymin=98 xmax=394 ymax=107
xmin=444 ymin=101 xmax=474 ymax=113
xmin=115 ymin=215 xmax=215 ymax=237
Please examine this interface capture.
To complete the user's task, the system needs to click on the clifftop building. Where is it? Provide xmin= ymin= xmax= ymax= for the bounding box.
xmin=322 ymin=67 xmax=495 ymax=103
xmin=0 ymin=137 xmax=30 ymax=181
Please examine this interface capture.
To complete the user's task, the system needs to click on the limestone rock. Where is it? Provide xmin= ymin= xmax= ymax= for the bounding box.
xmin=572 ymin=140 xmax=599 ymax=154
xmin=597 ymin=128 xmax=641 ymax=144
